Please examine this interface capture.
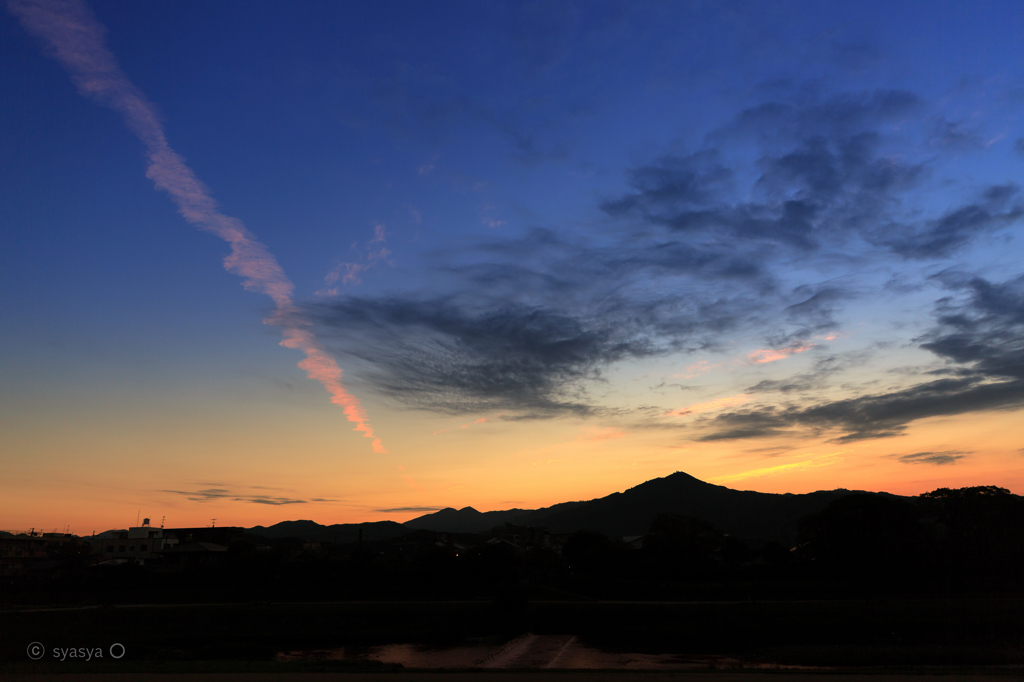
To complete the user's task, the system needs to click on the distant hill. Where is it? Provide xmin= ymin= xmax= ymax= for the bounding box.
xmin=401 ymin=501 xmax=591 ymax=534
xmin=403 ymin=507 xmax=533 ymax=533
xmin=242 ymin=472 xmax=892 ymax=544
xmin=92 ymin=529 xmax=127 ymax=539
xmin=247 ymin=519 xmax=407 ymax=543
xmin=524 ymin=472 xmax=872 ymax=542
xmin=403 ymin=472 xmax=880 ymax=543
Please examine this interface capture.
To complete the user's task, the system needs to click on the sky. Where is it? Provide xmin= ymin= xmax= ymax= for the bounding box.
xmin=2 ymin=0 xmax=1023 ymax=534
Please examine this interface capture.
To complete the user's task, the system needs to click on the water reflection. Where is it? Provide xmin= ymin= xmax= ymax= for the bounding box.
xmin=278 ymin=633 xmax=771 ymax=670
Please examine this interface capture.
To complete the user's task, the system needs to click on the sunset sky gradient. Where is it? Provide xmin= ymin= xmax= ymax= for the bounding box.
xmin=2 ymin=0 xmax=1023 ymax=534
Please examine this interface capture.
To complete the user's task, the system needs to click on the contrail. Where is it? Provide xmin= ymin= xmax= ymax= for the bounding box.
xmin=9 ymin=0 xmax=385 ymax=453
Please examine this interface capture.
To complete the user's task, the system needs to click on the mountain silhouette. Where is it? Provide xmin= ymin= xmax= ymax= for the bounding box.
xmin=247 ymin=519 xmax=407 ymax=542
xmin=240 ymin=472 xmax=885 ymax=544
xmin=402 ymin=472 xmax=875 ymax=542
xmin=402 ymin=507 xmax=532 ymax=533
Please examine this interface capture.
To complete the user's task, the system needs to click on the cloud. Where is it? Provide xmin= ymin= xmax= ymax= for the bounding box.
xmin=8 ymin=0 xmax=384 ymax=452
xmin=675 ymin=360 xmax=723 ymax=379
xmin=600 ymin=149 xmax=734 ymax=217
xmin=160 ymin=488 xmax=308 ymax=505
xmin=602 ymin=88 xmax=1022 ymax=263
xmin=310 ymin=82 xmax=1021 ymax=424
xmin=668 ymin=394 xmax=752 ymax=417
xmin=918 ymin=272 xmax=1024 ymax=380
xmin=783 ymin=287 xmax=848 ymax=335
xmin=602 ymin=94 xmax=931 ymax=253
xmin=465 ymin=226 xmax=767 ymax=291
xmin=712 ymin=451 xmax=844 ymax=484
xmin=896 ymin=451 xmax=968 ymax=465
xmin=927 ymin=118 xmax=984 ymax=150
xmin=308 ymin=203 xmax=803 ymax=418
xmin=696 ymin=273 xmax=1024 ymax=442
xmin=886 ymin=183 xmax=1023 ymax=259
xmin=312 ymin=296 xmax=668 ymax=415
xmin=319 ymin=224 xmax=392 ymax=293
xmin=745 ymin=352 xmax=863 ymax=394
xmin=699 ymin=375 xmax=1024 ymax=443
xmin=748 ymin=343 xmax=813 ymax=364
xmin=694 ymin=409 xmax=796 ymax=442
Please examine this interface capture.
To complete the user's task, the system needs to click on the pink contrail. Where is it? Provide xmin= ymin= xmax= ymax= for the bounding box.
xmin=9 ymin=0 xmax=385 ymax=452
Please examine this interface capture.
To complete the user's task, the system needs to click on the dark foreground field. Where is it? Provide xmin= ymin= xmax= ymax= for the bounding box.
xmin=3 ymin=674 xmax=1024 ymax=682
xmin=2 ymin=597 xmax=1023 ymax=674
xmin=4 ymin=487 xmax=1022 ymax=674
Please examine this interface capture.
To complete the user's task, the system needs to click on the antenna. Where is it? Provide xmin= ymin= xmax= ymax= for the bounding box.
xmin=136 ymin=510 xmax=140 ymax=527
xmin=161 ymin=516 xmax=165 ymax=528
xmin=211 ymin=518 xmax=217 ymax=528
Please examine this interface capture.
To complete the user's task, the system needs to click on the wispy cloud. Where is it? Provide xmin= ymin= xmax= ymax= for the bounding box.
xmin=748 ymin=343 xmax=814 ymax=364
xmin=699 ymin=375 xmax=1024 ymax=444
xmin=668 ymin=394 xmax=752 ymax=417
xmin=319 ymin=223 xmax=391 ymax=293
xmin=711 ymin=452 xmax=844 ymax=484
xmin=160 ymin=488 xmax=308 ymax=505
xmin=674 ymin=360 xmax=723 ymax=379
xmin=312 ymin=297 xmax=666 ymax=416
xmin=9 ymin=0 xmax=383 ymax=452
xmin=895 ymin=450 xmax=967 ymax=465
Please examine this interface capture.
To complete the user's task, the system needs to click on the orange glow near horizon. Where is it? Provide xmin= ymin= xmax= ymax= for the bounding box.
xmin=3 ymin=400 xmax=1022 ymax=533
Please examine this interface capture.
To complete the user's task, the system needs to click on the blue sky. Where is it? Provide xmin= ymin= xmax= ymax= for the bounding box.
xmin=2 ymin=0 xmax=1023 ymax=530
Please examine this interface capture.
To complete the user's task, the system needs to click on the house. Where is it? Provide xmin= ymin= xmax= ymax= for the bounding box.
xmin=0 ymin=532 xmax=51 ymax=576
xmin=90 ymin=519 xmax=178 ymax=566
xmin=89 ymin=520 xmax=244 ymax=567
xmin=1 ymin=530 xmax=86 ymax=578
